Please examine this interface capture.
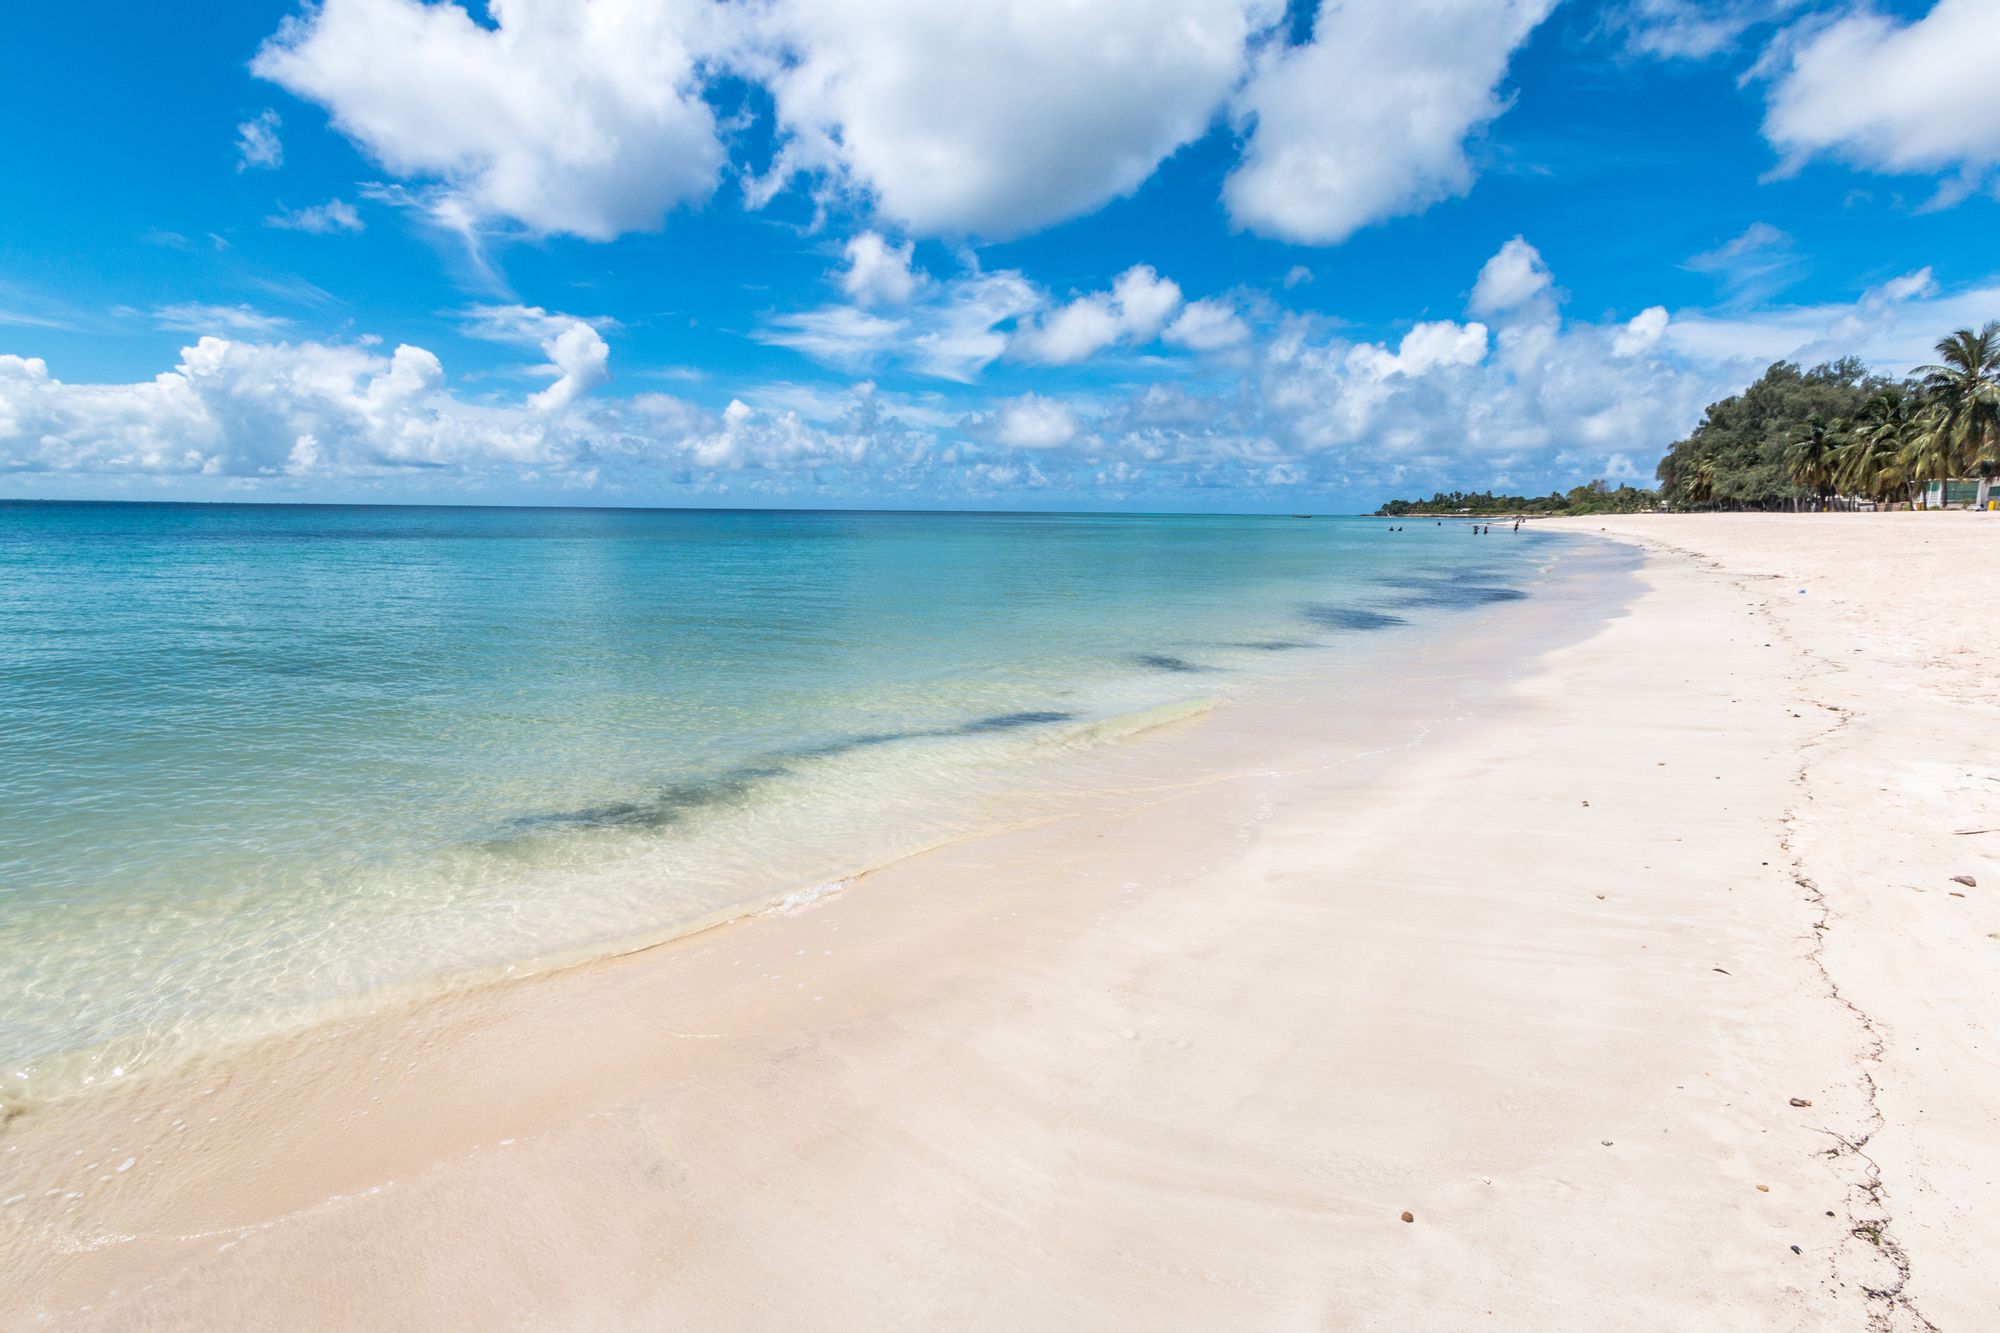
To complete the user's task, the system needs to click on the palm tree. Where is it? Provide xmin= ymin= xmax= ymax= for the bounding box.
xmin=1913 ymin=322 xmax=2000 ymax=507
xmin=1685 ymin=457 xmax=1716 ymax=508
xmin=1842 ymin=385 xmax=1916 ymax=507
xmin=1785 ymin=416 xmax=1843 ymax=510
xmin=1900 ymin=408 xmax=1961 ymax=510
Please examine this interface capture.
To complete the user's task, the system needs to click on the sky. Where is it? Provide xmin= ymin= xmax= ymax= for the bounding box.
xmin=2 ymin=0 xmax=1998 ymax=512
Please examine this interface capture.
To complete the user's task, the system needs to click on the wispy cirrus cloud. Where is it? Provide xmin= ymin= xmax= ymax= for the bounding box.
xmin=266 ymin=199 xmax=365 ymax=234
xmin=151 ymin=302 xmax=293 ymax=336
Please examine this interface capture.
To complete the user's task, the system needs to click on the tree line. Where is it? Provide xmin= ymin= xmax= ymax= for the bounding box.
xmin=1656 ymin=323 xmax=2000 ymax=511
xmin=1375 ymin=480 xmax=1661 ymax=518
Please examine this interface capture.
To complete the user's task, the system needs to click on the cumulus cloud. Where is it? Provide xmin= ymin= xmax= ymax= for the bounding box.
xmin=1761 ymin=0 xmax=2000 ymax=187
xmin=252 ymin=0 xmax=727 ymax=240
xmin=1164 ymin=299 xmax=1251 ymax=351
xmin=756 ymin=0 xmax=1279 ymax=238
xmin=236 ymin=109 xmax=283 ymax=170
xmin=977 ymin=393 xmax=1081 ymax=449
xmin=247 ymin=0 xmax=1603 ymax=248
xmin=266 ymin=199 xmax=365 ymax=234
xmin=1469 ymin=235 xmax=1554 ymax=316
xmin=838 ymin=232 xmax=922 ymax=307
xmin=1016 ymin=265 xmax=1184 ymax=364
xmin=1613 ymin=305 xmax=1670 ymax=357
xmin=763 ymin=259 xmax=1237 ymax=376
xmin=16 ymin=242 xmax=2000 ymax=503
xmin=1 ymin=330 xmax=931 ymax=490
xmin=459 ymin=304 xmax=614 ymax=413
xmin=1225 ymin=0 xmax=1555 ymax=243
xmin=1346 ymin=320 xmax=1492 ymax=379
xmin=0 ymin=338 xmax=552 ymax=479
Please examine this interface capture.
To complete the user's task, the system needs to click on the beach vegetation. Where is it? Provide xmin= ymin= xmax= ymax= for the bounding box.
xmin=1657 ymin=324 xmax=2000 ymax=510
xmin=1375 ymin=480 xmax=1660 ymax=518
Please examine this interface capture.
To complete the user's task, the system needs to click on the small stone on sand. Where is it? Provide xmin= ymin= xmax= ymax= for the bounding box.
xmin=1789 ymin=1097 xmax=1812 ymax=1107
xmin=1400 ymin=1211 xmax=1414 ymax=1224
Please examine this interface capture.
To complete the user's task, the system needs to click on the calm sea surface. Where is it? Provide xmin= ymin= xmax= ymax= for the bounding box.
xmin=0 ymin=502 xmax=1573 ymax=1104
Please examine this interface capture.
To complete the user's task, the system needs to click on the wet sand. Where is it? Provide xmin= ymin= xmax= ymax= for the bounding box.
xmin=4 ymin=516 xmax=1993 ymax=1330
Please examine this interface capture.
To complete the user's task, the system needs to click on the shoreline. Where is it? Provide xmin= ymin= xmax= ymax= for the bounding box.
xmin=5 ymin=517 xmax=1993 ymax=1328
xmin=0 ymin=532 xmax=1600 ymax=1122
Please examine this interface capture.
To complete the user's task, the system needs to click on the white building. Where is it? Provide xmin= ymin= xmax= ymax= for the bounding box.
xmin=1917 ymin=479 xmax=1995 ymax=510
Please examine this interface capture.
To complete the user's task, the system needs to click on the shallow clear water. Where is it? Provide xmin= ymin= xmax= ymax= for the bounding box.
xmin=0 ymin=502 xmax=1567 ymax=1103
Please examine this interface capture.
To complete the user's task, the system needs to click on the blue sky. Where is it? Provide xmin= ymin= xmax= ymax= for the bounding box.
xmin=2 ymin=0 xmax=1996 ymax=511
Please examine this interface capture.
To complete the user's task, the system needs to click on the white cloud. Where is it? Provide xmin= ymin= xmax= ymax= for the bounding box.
xmin=252 ymin=0 xmax=727 ymax=240
xmin=527 ymin=322 xmax=612 ymax=413
xmin=1346 ymin=320 xmax=1492 ymax=379
xmin=1660 ymin=267 xmax=1993 ymax=371
xmin=1016 ymin=296 xmax=1123 ymax=366
xmin=1612 ymin=305 xmax=1670 ymax=357
xmin=236 ymin=109 xmax=283 ymax=170
xmin=1016 ymin=264 xmax=1184 ymax=364
xmin=0 ymin=334 xmax=933 ymax=490
xmin=1612 ymin=0 xmax=1801 ymax=60
xmin=765 ymin=260 xmax=1225 ymax=376
xmin=459 ymin=304 xmax=614 ymax=413
xmin=153 ymin=303 xmax=293 ymax=336
xmin=266 ymin=199 xmax=365 ymax=234
xmin=0 ymin=338 xmax=555 ymax=479
xmin=980 ymin=393 xmax=1081 ymax=449
xmin=1686 ymin=221 xmax=1790 ymax=272
xmin=757 ymin=0 xmax=1280 ymax=238
xmin=247 ymin=0 xmax=1593 ymax=249
xmin=839 ymin=232 xmax=922 ymax=307
xmin=1164 ymin=298 xmax=1250 ymax=351
xmin=1111 ymin=265 xmax=1185 ymax=341
xmin=1876 ymin=266 xmax=1938 ymax=303
xmin=1761 ymin=0 xmax=2000 ymax=184
xmin=1283 ymin=265 xmax=1314 ymax=289
xmin=912 ymin=271 xmax=1043 ymax=380
xmin=254 ymin=0 xmax=1287 ymax=243
xmin=1470 ymin=235 xmax=1554 ymax=316
xmin=20 ymin=242 xmax=2000 ymax=503
xmin=1225 ymin=0 xmax=1555 ymax=244
xmin=759 ymin=307 xmax=910 ymax=369
xmin=764 ymin=266 xmax=1043 ymax=381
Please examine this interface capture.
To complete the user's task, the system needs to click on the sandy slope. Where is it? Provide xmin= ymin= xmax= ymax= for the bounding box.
xmin=3 ymin=516 xmax=1992 ymax=1330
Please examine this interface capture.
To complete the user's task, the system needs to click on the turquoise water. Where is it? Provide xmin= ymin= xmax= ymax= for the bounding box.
xmin=0 ymin=502 xmax=1569 ymax=1104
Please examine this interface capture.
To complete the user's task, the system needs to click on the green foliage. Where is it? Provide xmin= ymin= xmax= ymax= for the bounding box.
xmin=1655 ymin=358 xmax=1887 ymax=510
xmin=1913 ymin=322 xmax=2000 ymax=485
xmin=1376 ymin=479 xmax=1660 ymax=518
xmin=1658 ymin=325 xmax=2000 ymax=510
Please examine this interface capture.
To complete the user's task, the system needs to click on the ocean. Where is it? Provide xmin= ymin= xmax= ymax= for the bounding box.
xmin=0 ymin=502 xmax=1571 ymax=1107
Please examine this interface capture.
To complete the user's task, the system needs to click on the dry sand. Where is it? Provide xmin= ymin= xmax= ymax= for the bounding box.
xmin=2 ymin=514 xmax=1993 ymax=1330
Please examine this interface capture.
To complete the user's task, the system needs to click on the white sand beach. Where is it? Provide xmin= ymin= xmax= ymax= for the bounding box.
xmin=3 ymin=515 xmax=1995 ymax=1331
